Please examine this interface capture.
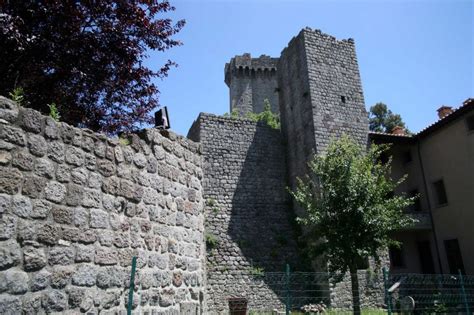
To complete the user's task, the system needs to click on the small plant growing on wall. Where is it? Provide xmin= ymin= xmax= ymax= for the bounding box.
xmin=249 ymin=266 xmax=265 ymax=277
xmin=246 ymin=99 xmax=280 ymax=130
xmin=9 ymin=87 xmax=25 ymax=106
xmin=47 ymin=102 xmax=61 ymax=122
xmin=205 ymin=232 xmax=218 ymax=250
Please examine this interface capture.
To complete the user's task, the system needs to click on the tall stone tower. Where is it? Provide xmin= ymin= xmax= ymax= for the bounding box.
xmin=225 ymin=53 xmax=279 ymax=115
xmin=278 ymin=28 xmax=369 ymax=189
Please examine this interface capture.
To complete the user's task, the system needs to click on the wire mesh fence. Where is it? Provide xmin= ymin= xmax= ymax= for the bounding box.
xmin=204 ymin=265 xmax=474 ymax=314
xmin=385 ymin=270 xmax=473 ymax=314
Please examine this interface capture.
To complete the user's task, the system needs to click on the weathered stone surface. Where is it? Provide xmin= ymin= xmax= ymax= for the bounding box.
xmin=17 ymin=220 xmax=36 ymax=243
xmin=42 ymin=290 xmax=67 ymax=312
xmin=0 ymin=295 xmax=21 ymax=314
xmin=82 ymin=188 xmax=101 ymax=208
xmin=90 ymin=209 xmax=108 ymax=229
xmin=0 ymin=241 xmax=21 ymax=269
xmin=49 ymin=246 xmax=75 ymax=265
xmin=95 ymin=247 xmax=118 ymax=265
xmin=44 ymin=181 xmax=67 ymax=203
xmin=0 ymin=216 xmax=17 ymax=241
xmin=4 ymin=269 xmax=29 ymax=294
xmin=66 ymin=183 xmax=84 ymax=206
xmin=0 ymin=100 xmax=205 ymax=314
xmin=23 ymin=246 xmax=47 ymax=271
xmin=22 ymin=175 xmax=46 ymax=199
xmin=50 ymin=267 xmax=73 ymax=288
xmin=1 ymin=125 xmax=26 ymax=146
xmin=0 ymin=168 xmax=22 ymax=194
xmin=52 ymin=206 xmax=73 ymax=224
xmin=65 ymin=146 xmax=84 ymax=166
xmin=31 ymin=269 xmax=51 ymax=291
xmin=0 ymin=96 xmax=19 ymax=122
xmin=32 ymin=199 xmax=51 ymax=219
xmin=28 ymin=134 xmax=48 ymax=157
xmin=37 ymin=223 xmax=58 ymax=245
xmin=11 ymin=195 xmax=32 ymax=218
xmin=75 ymin=244 xmax=94 ymax=262
xmin=20 ymin=108 xmax=43 ymax=133
xmin=47 ymin=141 xmax=65 ymax=163
xmin=34 ymin=158 xmax=54 ymax=178
xmin=72 ymin=264 xmax=97 ymax=286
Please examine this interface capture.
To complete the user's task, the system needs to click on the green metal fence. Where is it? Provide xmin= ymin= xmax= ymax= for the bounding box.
xmin=127 ymin=260 xmax=474 ymax=314
xmin=384 ymin=268 xmax=473 ymax=314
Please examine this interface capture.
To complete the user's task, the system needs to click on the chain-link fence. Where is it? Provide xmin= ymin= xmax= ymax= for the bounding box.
xmin=205 ymin=265 xmax=474 ymax=314
xmin=126 ymin=260 xmax=474 ymax=314
xmin=384 ymin=269 xmax=473 ymax=314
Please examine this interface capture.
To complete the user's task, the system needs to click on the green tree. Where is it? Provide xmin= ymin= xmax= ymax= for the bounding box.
xmin=369 ymin=102 xmax=410 ymax=134
xmin=246 ymin=99 xmax=280 ymax=129
xmin=290 ymin=135 xmax=415 ymax=315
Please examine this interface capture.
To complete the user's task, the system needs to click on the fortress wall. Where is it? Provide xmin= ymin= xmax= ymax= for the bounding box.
xmin=0 ymin=97 xmax=206 ymax=314
xmin=188 ymin=114 xmax=301 ymax=313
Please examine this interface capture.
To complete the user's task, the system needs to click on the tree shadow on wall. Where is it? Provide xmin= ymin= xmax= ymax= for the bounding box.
xmin=223 ymin=122 xmax=309 ymax=310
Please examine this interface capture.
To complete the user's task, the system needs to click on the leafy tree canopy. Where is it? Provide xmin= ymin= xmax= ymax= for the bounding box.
xmin=369 ymin=102 xmax=410 ymax=134
xmin=291 ymin=135 xmax=415 ymax=314
xmin=0 ymin=0 xmax=185 ymax=133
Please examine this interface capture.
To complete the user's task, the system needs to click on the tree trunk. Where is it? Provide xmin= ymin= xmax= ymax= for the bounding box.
xmin=350 ymin=265 xmax=361 ymax=315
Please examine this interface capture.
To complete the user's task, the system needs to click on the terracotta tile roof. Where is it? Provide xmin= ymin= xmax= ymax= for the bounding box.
xmin=368 ymin=98 xmax=474 ymax=141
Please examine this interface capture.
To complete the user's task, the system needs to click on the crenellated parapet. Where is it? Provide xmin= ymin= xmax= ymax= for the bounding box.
xmin=224 ymin=54 xmax=280 ymax=115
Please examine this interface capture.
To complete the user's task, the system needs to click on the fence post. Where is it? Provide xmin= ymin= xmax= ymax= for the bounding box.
xmin=286 ymin=264 xmax=290 ymax=315
xmin=459 ymin=269 xmax=470 ymax=314
xmin=383 ymin=267 xmax=392 ymax=315
xmin=127 ymin=256 xmax=137 ymax=315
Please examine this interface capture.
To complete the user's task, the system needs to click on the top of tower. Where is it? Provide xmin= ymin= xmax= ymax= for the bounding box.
xmin=225 ymin=53 xmax=279 ymax=86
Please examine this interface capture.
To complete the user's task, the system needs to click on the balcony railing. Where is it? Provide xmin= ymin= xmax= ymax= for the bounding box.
xmin=402 ymin=211 xmax=432 ymax=230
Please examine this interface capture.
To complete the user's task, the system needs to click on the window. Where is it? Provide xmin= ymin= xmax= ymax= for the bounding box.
xmin=341 ymin=96 xmax=346 ymax=103
xmin=408 ymin=189 xmax=421 ymax=212
xmin=389 ymin=245 xmax=405 ymax=268
xmin=433 ymin=179 xmax=448 ymax=206
xmin=417 ymin=241 xmax=435 ymax=274
xmin=466 ymin=115 xmax=474 ymax=131
xmin=444 ymin=239 xmax=465 ymax=274
xmin=403 ymin=150 xmax=412 ymax=164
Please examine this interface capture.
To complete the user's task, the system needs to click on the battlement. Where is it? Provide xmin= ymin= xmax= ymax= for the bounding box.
xmin=281 ymin=27 xmax=355 ymax=56
xmin=224 ymin=53 xmax=279 ymax=86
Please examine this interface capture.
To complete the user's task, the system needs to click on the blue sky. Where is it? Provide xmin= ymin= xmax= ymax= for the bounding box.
xmin=148 ymin=0 xmax=473 ymax=136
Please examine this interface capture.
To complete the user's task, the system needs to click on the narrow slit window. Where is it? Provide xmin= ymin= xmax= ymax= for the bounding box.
xmin=433 ymin=179 xmax=448 ymax=206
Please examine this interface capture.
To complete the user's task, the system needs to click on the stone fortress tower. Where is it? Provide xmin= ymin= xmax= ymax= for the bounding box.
xmin=188 ymin=27 xmax=374 ymax=313
xmin=225 ymin=53 xmax=279 ymax=115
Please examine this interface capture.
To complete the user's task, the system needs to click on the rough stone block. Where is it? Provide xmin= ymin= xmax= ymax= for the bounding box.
xmin=72 ymin=264 xmax=97 ymax=287
xmin=4 ymin=269 xmax=29 ymax=294
xmin=27 ymin=134 xmax=47 ymax=157
xmin=50 ymin=267 xmax=73 ymax=288
xmin=20 ymin=108 xmax=43 ymax=133
xmin=95 ymin=247 xmax=118 ymax=265
xmin=23 ymin=246 xmax=47 ymax=271
xmin=12 ymin=195 xmax=32 ymax=218
xmin=41 ymin=290 xmax=68 ymax=312
xmin=49 ymin=246 xmax=75 ymax=265
xmin=31 ymin=269 xmax=51 ymax=291
xmin=90 ymin=209 xmax=108 ymax=229
xmin=44 ymin=181 xmax=67 ymax=203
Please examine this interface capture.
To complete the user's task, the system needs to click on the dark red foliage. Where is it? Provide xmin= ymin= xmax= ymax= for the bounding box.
xmin=0 ymin=0 xmax=184 ymax=133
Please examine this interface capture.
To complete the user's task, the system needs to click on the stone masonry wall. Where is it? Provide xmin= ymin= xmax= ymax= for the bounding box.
xmin=188 ymin=114 xmax=302 ymax=313
xmin=0 ymin=97 xmax=206 ymax=314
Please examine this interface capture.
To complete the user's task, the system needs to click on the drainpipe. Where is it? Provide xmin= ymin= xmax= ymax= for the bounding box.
xmin=417 ymin=141 xmax=443 ymax=273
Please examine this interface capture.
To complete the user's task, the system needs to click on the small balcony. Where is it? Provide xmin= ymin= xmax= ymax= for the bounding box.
xmin=401 ymin=211 xmax=432 ymax=230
